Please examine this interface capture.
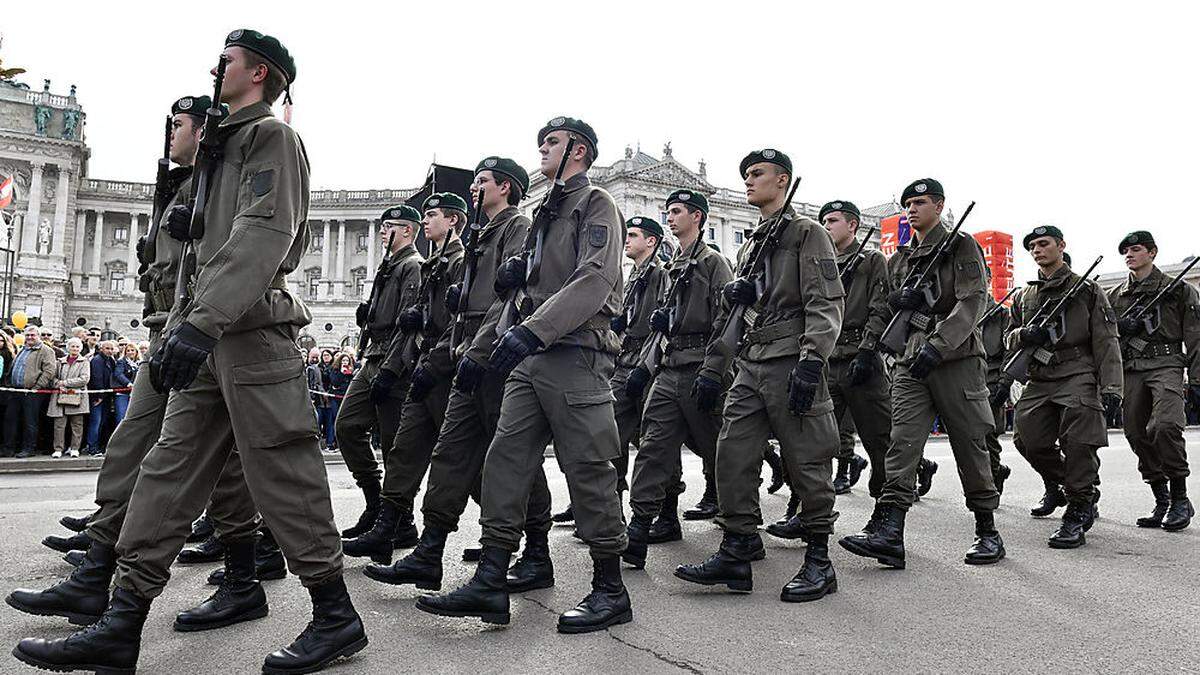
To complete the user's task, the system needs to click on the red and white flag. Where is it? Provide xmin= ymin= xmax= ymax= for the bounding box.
xmin=0 ymin=175 xmax=14 ymax=209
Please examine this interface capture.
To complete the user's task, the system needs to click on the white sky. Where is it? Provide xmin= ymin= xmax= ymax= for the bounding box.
xmin=4 ymin=1 xmax=1197 ymax=281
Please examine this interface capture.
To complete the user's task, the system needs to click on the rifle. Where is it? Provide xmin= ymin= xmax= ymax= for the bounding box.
xmin=496 ymin=136 xmax=578 ymax=336
xmin=976 ymin=286 xmax=1019 ymax=328
xmin=1119 ymin=255 xmax=1200 ymax=353
xmin=174 ymin=55 xmax=228 ymax=308
xmin=636 ymin=237 xmax=705 ymax=374
xmin=1002 ymin=255 xmax=1103 ymax=383
xmin=711 ymin=176 xmax=803 ymax=356
xmin=358 ymin=229 xmax=396 ymax=354
xmin=838 ymin=224 xmax=878 ymax=289
xmin=450 ymin=189 xmax=485 ymax=353
xmin=878 ymin=201 xmax=976 ymax=355
xmin=144 ymin=114 xmax=172 ymax=266
xmin=399 ymin=238 xmax=451 ymax=368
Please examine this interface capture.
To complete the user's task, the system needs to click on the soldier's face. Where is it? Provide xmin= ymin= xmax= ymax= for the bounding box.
xmin=823 ymin=212 xmax=857 ymax=247
xmin=743 ymin=164 xmax=787 ymax=207
xmin=471 ymin=171 xmax=503 ymax=210
xmin=1028 ymin=236 xmax=1065 ymax=267
xmin=538 ymin=131 xmax=580 ymax=177
xmin=1123 ymin=244 xmax=1155 ymax=270
xmin=625 ymin=229 xmax=652 ymax=260
xmin=169 ymin=114 xmax=202 ymax=165
xmin=381 ymin=222 xmax=411 ymax=248
xmin=423 ymin=209 xmax=453 ymax=243
xmin=666 ymin=204 xmax=701 ymax=237
xmin=215 ymin=47 xmax=263 ymax=103
xmin=904 ymin=195 xmax=943 ymax=231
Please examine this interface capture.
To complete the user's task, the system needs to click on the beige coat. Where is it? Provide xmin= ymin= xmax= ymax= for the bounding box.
xmin=46 ymin=356 xmax=91 ymax=417
xmin=17 ymin=342 xmax=58 ymax=390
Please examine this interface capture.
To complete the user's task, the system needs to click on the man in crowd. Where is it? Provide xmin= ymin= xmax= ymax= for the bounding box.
xmin=3 ymin=325 xmax=57 ymax=458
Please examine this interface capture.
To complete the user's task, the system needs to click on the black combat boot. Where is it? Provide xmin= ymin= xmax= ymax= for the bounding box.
xmin=261 ymin=576 xmax=368 ymax=675
xmin=1048 ymin=502 xmax=1093 ymax=548
xmin=673 ymin=532 xmax=762 ymax=592
xmin=415 ymin=546 xmax=511 ymax=624
xmin=551 ymin=503 xmax=575 ymax=523
xmin=683 ymin=476 xmax=719 ymax=520
xmin=558 ymin=556 xmax=633 ymax=634
xmin=207 ymin=529 xmax=287 ymax=585
xmin=764 ymin=445 xmax=785 ymax=494
xmin=769 ymin=491 xmax=800 ymax=527
xmin=1136 ymin=481 xmax=1170 ymax=528
xmin=648 ymin=490 xmax=682 ymax=544
xmin=341 ymin=478 xmax=382 ymax=539
xmin=175 ymin=538 xmax=269 ymax=632
xmin=1030 ymin=478 xmax=1068 ymax=517
xmin=42 ymin=531 xmax=91 ymax=554
xmin=63 ymin=550 xmax=86 ymax=568
xmin=177 ymin=534 xmax=226 ymax=564
xmin=833 ymin=457 xmax=852 ymax=495
xmin=187 ymin=513 xmax=215 ymax=543
xmin=393 ymin=508 xmax=419 ymax=549
xmin=622 ymin=514 xmax=654 ymax=569
xmin=964 ymin=510 xmax=1005 ymax=565
xmin=780 ymin=534 xmax=837 ymax=602
xmin=993 ymin=464 xmax=1012 ymax=495
xmin=59 ymin=513 xmax=91 ymax=533
xmin=847 ymin=454 xmax=869 ymax=489
xmin=364 ymin=524 xmax=448 ymax=589
xmin=507 ymin=530 xmax=554 ymax=592
xmin=12 ymin=586 xmax=151 ymax=674
xmin=838 ymin=504 xmax=905 ymax=569
xmin=1162 ymin=477 xmax=1194 ymax=532
xmin=916 ymin=458 xmax=938 ymax=496
xmin=6 ymin=543 xmax=116 ymax=625
xmin=343 ymin=500 xmax=400 ymax=564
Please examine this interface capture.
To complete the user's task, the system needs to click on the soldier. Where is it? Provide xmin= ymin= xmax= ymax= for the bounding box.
xmin=12 ymin=31 xmax=367 ymax=674
xmin=621 ymin=190 xmax=733 ymax=568
xmin=675 ymin=149 xmax=843 ymax=602
xmin=335 ymin=204 xmax=423 ymax=541
xmin=1006 ymin=226 xmax=1122 ymax=547
xmin=1108 ymin=230 xmax=1197 ymax=531
xmin=364 ymin=157 xmax=555 ymax=594
xmin=416 ymin=116 xmax=633 ymax=633
xmin=839 ymin=178 xmax=1004 ymax=569
xmin=342 ymin=193 xmax=465 ymax=563
xmin=980 ymin=286 xmax=1014 ymax=493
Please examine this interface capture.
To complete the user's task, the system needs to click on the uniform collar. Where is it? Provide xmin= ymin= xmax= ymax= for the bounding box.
xmin=479 ymin=206 xmax=518 ymax=238
xmin=1126 ymin=265 xmax=1165 ymax=291
xmin=219 ymin=101 xmax=273 ymax=129
xmin=562 ymin=172 xmax=591 ymax=193
xmin=390 ymin=243 xmax=418 ymax=262
xmin=909 ymin=222 xmax=949 ymax=256
xmin=1031 ymin=263 xmax=1073 ymax=291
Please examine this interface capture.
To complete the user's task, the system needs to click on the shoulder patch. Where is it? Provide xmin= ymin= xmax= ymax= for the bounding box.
xmin=818 ymin=258 xmax=838 ymax=281
xmin=957 ymin=260 xmax=981 ymax=279
xmin=251 ymin=169 xmax=275 ymax=197
xmin=1103 ymin=306 xmax=1117 ymax=323
xmin=589 ymin=223 xmax=608 ymax=248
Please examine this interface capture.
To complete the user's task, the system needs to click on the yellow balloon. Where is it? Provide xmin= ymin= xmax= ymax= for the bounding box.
xmin=13 ymin=334 xmax=24 ymax=347
xmin=11 ymin=311 xmax=26 ymax=330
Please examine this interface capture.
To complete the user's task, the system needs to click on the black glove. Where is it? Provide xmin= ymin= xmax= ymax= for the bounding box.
xmin=1018 ymin=325 xmax=1051 ymax=347
xmin=165 ymin=204 xmax=193 ymax=242
xmin=610 ymin=313 xmax=628 ymax=333
xmin=494 ymin=256 xmax=526 ymax=293
xmin=154 ymin=322 xmax=217 ymax=392
xmin=1102 ymin=392 xmax=1123 ymax=418
xmin=454 ymin=357 xmax=486 ymax=394
xmin=370 ymin=368 xmax=399 ymax=405
xmin=1117 ymin=317 xmax=1142 ymax=337
xmin=787 ymin=358 xmax=823 ymax=416
xmin=722 ymin=278 xmax=757 ymax=306
xmin=445 ymin=283 xmax=463 ymax=314
xmin=624 ymin=365 xmax=652 ymax=400
xmin=488 ymin=325 xmax=543 ymax=374
xmin=908 ymin=344 xmax=943 ymax=380
xmin=397 ymin=306 xmax=424 ymax=333
xmin=648 ymin=308 xmax=671 ymax=334
xmin=691 ymin=374 xmax=723 ymax=412
xmin=1187 ymin=383 xmax=1200 ymax=410
xmin=135 ymin=235 xmax=147 ymax=264
xmin=355 ymin=302 xmax=370 ymax=327
xmin=408 ymin=366 xmax=435 ymax=402
xmin=887 ymin=287 xmax=924 ymax=312
xmin=845 ymin=349 xmax=876 ymax=386
xmin=989 ymin=376 xmax=1013 ymax=408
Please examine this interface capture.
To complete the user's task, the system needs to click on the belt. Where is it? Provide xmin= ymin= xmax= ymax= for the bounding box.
xmin=838 ymin=327 xmax=865 ymax=345
xmin=744 ymin=318 xmax=804 ymax=346
xmin=666 ymin=332 xmax=708 ymax=352
xmin=621 ymin=334 xmax=647 ymax=355
xmin=1033 ymin=343 xmax=1093 ymax=366
xmin=1129 ymin=341 xmax=1183 ymax=359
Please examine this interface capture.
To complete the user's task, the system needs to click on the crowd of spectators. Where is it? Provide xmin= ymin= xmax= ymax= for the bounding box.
xmin=306 ymin=347 xmax=358 ymax=451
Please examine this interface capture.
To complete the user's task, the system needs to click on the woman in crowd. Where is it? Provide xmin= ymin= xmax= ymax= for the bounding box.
xmin=112 ymin=343 xmax=139 ymax=426
xmin=47 ymin=337 xmax=90 ymax=459
xmin=306 ymin=348 xmax=330 ymax=448
xmin=324 ymin=351 xmax=355 ymax=451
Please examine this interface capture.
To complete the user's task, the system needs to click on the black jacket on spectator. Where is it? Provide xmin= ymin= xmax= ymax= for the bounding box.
xmin=89 ymin=353 xmax=116 ymax=405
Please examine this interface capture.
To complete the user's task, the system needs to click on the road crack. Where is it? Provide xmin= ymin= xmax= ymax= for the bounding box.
xmin=607 ymin=631 xmax=704 ymax=674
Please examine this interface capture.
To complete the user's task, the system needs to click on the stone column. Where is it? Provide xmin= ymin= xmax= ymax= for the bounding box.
xmin=22 ymin=161 xmax=44 ymax=253
xmin=51 ymin=166 xmax=70 ymax=256
xmin=320 ymin=219 xmax=331 ymax=300
xmin=73 ymin=211 xmax=87 ymax=286
xmin=366 ymin=220 xmax=376 ymax=278
xmin=126 ymin=213 xmax=140 ymax=294
xmin=335 ymin=220 xmax=347 ymax=299
xmin=92 ymin=211 xmax=104 ymax=288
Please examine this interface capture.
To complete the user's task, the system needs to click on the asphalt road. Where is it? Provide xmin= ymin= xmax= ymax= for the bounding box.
xmin=0 ymin=430 xmax=1196 ymax=674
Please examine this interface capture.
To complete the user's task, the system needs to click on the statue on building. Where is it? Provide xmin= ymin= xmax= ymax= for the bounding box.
xmin=62 ymin=110 xmax=79 ymax=140
xmin=34 ymin=105 xmax=51 ymax=136
xmin=37 ymin=218 xmax=51 ymax=252
xmin=663 ymin=141 xmax=673 ymax=157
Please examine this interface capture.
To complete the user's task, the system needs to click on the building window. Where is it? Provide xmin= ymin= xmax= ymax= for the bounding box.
xmin=660 ymin=211 xmax=669 ymax=225
xmin=352 ymin=267 xmax=367 ymax=297
xmin=357 ymin=231 xmax=369 ymax=253
xmin=109 ymin=270 xmax=124 ymax=293
xmin=305 ymin=269 xmax=321 ymax=300
xmin=113 ymin=224 xmax=129 ymax=244
xmin=311 ymin=229 xmax=324 ymax=252
xmin=707 ymin=227 xmax=716 ymax=242
xmin=734 ymin=229 xmax=745 ymax=245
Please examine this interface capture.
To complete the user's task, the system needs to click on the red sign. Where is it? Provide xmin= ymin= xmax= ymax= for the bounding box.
xmin=974 ymin=230 xmax=1014 ymax=303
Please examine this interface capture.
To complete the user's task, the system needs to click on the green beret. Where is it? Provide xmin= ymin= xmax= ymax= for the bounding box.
xmin=708 ymin=243 xmax=722 ymax=253
xmin=537 ymin=116 xmax=598 ymax=159
xmin=225 ymin=28 xmax=297 ymax=84
xmin=739 ymin=148 xmax=792 ymax=178
xmin=1023 ymin=225 xmax=1065 ymax=250
xmin=1063 ymin=252 xmax=1072 ymax=266
xmin=172 ymin=95 xmax=214 ymax=117
xmin=665 ymin=188 xmax=709 ymax=215
xmin=1118 ymin=230 xmax=1156 ymax=254
xmin=475 ymin=156 xmax=530 ymax=195
xmin=818 ymin=200 xmax=860 ymax=223
xmin=423 ymin=192 xmax=468 ymax=215
xmin=381 ymin=204 xmax=421 ymax=224
xmin=626 ymin=216 xmax=664 ymax=240
xmin=901 ymin=178 xmax=944 ymax=205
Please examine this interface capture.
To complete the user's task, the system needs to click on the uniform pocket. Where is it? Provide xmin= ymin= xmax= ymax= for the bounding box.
xmin=564 ymin=389 xmax=616 ymax=407
xmin=237 ymin=163 xmax=280 ymax=223
xmin=232 ymin=357 xmax=319 ymax=447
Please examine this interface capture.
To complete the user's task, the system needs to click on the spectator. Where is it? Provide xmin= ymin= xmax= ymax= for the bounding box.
xmin=113 ymin=343 xmax=139 ymax=426
xmin=3 ymin=326 xmax=57 ymax=458
xmin=71 ymin=326 xmax=87 ymax=343
xmin=137 ymin=341 xmax=150 ymax=362
xmin=324 ymin=352 xmax=355 ymax=451
xmin=305 ymin=348 xmax=328 ymax=446
xmin=0 ymin=331 xmax=16 ymax=455
xmin=84 ymin=329 xmax=99 ymax=357
xmin=85 ymin=340 xmax=117 ymax=456
xmin=48 ymin=337 xmax=90 ymax=458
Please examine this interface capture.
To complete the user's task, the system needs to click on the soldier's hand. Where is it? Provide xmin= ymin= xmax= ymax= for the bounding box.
xmin=989 ymin=376 xmax=1013 ymax=408
xmin=907 ymin=344 xmax=943 ymax=380
xmin=165 ymin=204 xmax=193 ymax=242
xmin=691 ymin=375 xmax=723 ymax=412
xmin=787 ymin=358 xmax=823 ymax=416
xmin=445 ymin=283 xmax=463 ymax=314
xmin=625 ymin=365 xmax=652 ymax=400
xmin=408 ymin=367 xmax=435 ymax=402
xmin=610 ymin=313 xmax=628 ymax=333
xmin=157 ymin=322 xmax=217 ymax=391
xmin=1117 ymin=316 xmax=1142 ymax=337
xmin=370 ymin=368 xmax=400 ymax=405
xmin=488 ymin=326 xmax=543 ymax=374
xmin=494 ymin=256 xmax=526 ymax=293
xmin=845 ymin=349 xmax=876 ymax=386
xmin=1101 ymin=392 xmax=1123 ymax=418
xmin=397 ymin=306 xmax=424 ymax=333
xmin=648 ymin=308 xmax=671 ymax=334
xmin=887 ymin=287 xmax=924 ymax=312
xmin=355 ymin=302 xmax=370 ymax=327
xmin=1018 ymin=325 xmax=1051 ymax=347
xmin=454 ymin=357 xmax=486 ymax=394
xmin=722 ymin=278 xmax=758 ymax=306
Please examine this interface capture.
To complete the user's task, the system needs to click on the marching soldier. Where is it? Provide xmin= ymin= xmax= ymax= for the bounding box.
xmin=416 ymin=117 xmax=633 ymax=633
xmin=623 ymin=189 xmax=733 ymax=568
xmin=1108 ymin=230 xmax=1197 ymax=531
xmin=364 ymin=157 xmax=555 ymax=594
xmin=980 ymin=286 xmax=1013 ymax=493
xmin=335 ymin=204 xmax=423 ymax=540
xmin=839 ymin=178 xmax=1004 ymax=569
xmin=13 ymin=31 xmax=367 ymax=674
xmin=1006 ymin=226 xmax=1122 ymax=547
xmin=675 ymin=149 xmax=843 ymax=602
xmin=342 ymin=193 xmax=465 ymax=563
